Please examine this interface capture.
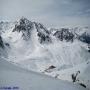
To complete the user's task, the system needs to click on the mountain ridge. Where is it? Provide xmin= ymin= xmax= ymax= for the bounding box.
xmin=0 ymin=17 xmax=90 ymax=89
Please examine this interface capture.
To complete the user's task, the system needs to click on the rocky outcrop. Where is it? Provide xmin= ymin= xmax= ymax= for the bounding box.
xmin=13 ymin=17 xmax=52 ymax=43
xmin=13 ymin=17 xmax=34 ymax=40
xmin=79 ymin=32 xmax=90 ymax=44
xmin=0 ymin=36 xmax=4 ymax=48
xmin=35 ymin=23 xmax=51 ymax=44
xmin=54 ymin=28 xmax=74 ymax=42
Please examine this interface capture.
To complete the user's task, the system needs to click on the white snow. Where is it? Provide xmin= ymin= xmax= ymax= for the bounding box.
xmin=0 ymin=57 xmax=87 ymax=90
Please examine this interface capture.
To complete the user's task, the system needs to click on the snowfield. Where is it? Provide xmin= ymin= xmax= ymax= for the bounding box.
xmin=0 ymin=57 xmax=87 ymax=90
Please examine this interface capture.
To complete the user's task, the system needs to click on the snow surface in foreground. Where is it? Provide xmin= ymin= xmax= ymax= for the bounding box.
xmin=0 ymin=58 xmax=87 ymax=90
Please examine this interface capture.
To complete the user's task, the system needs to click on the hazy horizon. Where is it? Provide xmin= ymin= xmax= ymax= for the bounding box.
xmin=0 ymin=0 xmax=90 ymax=27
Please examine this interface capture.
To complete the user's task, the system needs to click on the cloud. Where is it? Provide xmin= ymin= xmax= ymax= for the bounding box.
xmin=0 ymin=0 xmax=90 ymax=27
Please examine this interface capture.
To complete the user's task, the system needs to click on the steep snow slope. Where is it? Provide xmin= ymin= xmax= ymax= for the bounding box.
xmin=17 ymin=40 xmax=90 ymax=72
xmin=0 ymin=57 xmax=87 ymax=90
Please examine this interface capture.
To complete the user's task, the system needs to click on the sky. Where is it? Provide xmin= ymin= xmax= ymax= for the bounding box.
xmin=0 ymin=0 xmax=90 ymax=27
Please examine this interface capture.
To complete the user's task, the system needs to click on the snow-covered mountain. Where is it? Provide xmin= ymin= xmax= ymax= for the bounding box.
xmin=0 ymin=17 xmax=90 ymax=90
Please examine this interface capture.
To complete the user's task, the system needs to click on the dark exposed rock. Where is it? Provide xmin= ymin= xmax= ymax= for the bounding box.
xmin=13 ymin=17 xmax=52 ymax=43
xmin=45 ymin=65 xmax=56 ymax=73
xmin=54 ymin=28 xmax=74 ymax=42
xmin=79 ymin=83 xmax=86 ymax=88
xmin=48 ymin=65 xmax=56 ymax=69
xmin=71 ymin=71 xmax=80 ymax=82
xmin=55 ymin=74 xmax=59 ymax=78
xmin=0 ymin=36 xmax=4 ymax=48
xmin=34 ymin=22 xmax=52 ymax=44
xmin=72 ymin=74 xmax=77 ymax=82
xmin=13 ymin=17 xmax=34 ymax=40
xmin=5 ymin=43 xmax=10 ymax=47
xmin=13 ymin=17 xmax=34 ymax=32
xmin=79 ymin=32 xmax=90 ymax=44
xmin=37 ymin=32 xmax=52 ymax=44
xmin=34 ymin=22 xmax=49 ymax=34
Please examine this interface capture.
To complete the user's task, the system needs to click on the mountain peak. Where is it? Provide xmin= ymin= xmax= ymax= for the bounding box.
xmin=18 ymin=17 xmax=31 ymax=24
xmin=13 ymin=17 xmax=34 ymax=32
xmin=12 ymin=17 xmax=52 ymax=43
